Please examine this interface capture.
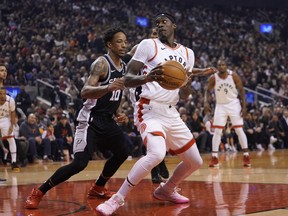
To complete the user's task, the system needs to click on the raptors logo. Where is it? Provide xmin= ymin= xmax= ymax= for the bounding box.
xmin=138 ymin=123 xmax=147 ymax=134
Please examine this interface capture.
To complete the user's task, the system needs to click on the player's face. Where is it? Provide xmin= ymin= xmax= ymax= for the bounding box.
xmin=0 ymin=66 xmax=7 ymax=80
xmin=155 ymin=17 xmax=175 ymax=40
xmin=109 ymin=32 xmax=127 ymax=57
xmin=0 ymin=89 xmax=6 ymax=104
xmin=217 ymin=60 xmax=227 ymax=73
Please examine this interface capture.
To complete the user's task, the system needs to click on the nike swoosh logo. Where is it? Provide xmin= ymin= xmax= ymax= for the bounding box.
xmin=161 ymin=47 xmax=166 ymax=50
xmin=95 ymin=191 xmax=105 ymax=196
xmin=111 ymin=70 xmax=116 ymax=73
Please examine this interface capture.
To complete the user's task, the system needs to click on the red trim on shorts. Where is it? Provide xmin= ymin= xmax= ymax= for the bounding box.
xmin=169 ymin=138 xmax=196 ymax=155
xmin=232 ymin=125 xmax=243 ymax=129
xmin=143 ymin=131 xmax=165 ymax=145
xmin=143 ymin=136 xmax=147 ymax=146
xmin=148 ymin=39 xmax=158 ymax=62
xmin=211 ymin=125 xmax=225 ymax=129
xmin=1 ymin=135 xmax=15 ymax=140
xmin=137 ymin=98 xmax=150 ymax=122
xmin=151 ymin=131 xmax=165 ymax=139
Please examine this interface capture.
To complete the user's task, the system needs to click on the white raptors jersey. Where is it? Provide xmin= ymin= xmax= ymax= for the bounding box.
xmin=132 ymin=38 xmax=195 ymax=105
xmin=0 ymin=95 xmax=15 ymax=120
xmin=214 ymin=70 xmax=239 ymax=104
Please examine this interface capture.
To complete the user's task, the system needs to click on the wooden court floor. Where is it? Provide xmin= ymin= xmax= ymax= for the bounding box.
xmin=1 ymin=149 xmax=288 ymax=216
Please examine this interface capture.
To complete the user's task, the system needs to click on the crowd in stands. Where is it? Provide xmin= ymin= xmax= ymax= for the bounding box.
xmin=0 ymin=0 xmax=288 ymax=166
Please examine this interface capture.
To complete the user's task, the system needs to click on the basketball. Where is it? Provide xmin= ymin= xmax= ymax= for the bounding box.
xmin=157 ymin=60 xmax=187 ymax=90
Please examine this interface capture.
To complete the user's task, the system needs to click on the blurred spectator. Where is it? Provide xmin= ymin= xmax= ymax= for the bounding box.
xmin=65 ymin=80 xmax=80 ymax=100
xmin=243 ymin=112 xmax=257 ymax=151
xmin=49 ymin=86 xmax=67 ymax=109
xmin=223 ymin=121 xmax=237 ymax=152
xmin=54 ymin=113 xmax=74 ymax=160
xmin=14 ymin=115 xmax=29 ymax=167
xmin=279 ymin=108 xmax=288 ymax=148
xmin=189 ymin=112 xmax=208 ymax=153
xmin=251 ymin=111 xmax=265 ymax=151
xmin=205 ymin=115 xmax=214 ymax=152
xmin=19 ymin=113 xmax=51 ymax=162
xmin=15 ymin=85 xmax=32 ymax=115
xmin=41 ymin=123 xmax=57 ymax=161
xmin=268 ymin=114 xmax=285 ymax=149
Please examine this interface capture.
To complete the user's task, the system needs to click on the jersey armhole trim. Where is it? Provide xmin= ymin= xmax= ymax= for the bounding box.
xmin=148 ymin=39 xmax=158 ymax=62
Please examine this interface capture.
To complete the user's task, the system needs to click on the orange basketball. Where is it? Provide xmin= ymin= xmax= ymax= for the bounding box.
xmin=158 ymin=60 xmax=187 ymax=90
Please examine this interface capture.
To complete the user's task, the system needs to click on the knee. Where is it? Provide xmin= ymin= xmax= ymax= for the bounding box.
xmin=187 ymin=156 xmax=203 ymax=171
xmin=147 ymin=151 xmax=166 ymax=166
xmin=71 ymin=158 xmax=88 ymax=172
xmin=195 ymin=157 xmax=203 ymax=169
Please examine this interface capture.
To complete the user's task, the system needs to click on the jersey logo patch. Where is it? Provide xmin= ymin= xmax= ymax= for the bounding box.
xmin=139 ymin=123 xmax=147 ymax=134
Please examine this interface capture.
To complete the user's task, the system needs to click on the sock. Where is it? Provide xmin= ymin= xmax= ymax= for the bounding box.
xmin=96 ymin=173 xmax=110 ymax=186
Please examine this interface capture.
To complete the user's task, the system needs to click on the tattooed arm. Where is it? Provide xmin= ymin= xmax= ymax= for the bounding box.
xmin=80 ymin=56 xmax=110 ymax=99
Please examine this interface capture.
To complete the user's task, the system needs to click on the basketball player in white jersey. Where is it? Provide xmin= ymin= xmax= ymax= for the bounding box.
xmin=124 ymin=27 xmax=170 ymax=184
xmin=0 ymin=87 xmax=20 ymax=172
xmin=96 ymin=12 xmax=214 ymax=215
xmin=204 ymin=59 xmax=251 ymax=167
xmin=0 ymin=63 xmax=9 ymax=181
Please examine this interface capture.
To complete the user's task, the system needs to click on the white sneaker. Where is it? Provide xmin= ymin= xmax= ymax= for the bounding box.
xmin=153 ymin=182 xmax=189 ymax=204
xmin=268 ymin=144 xmax=276 ymax=150
xmin=96 ymin=194 xmax=124 ymax=216
xmin=225 ymin=144 xmax=231 ymax=151
xmin=270 ymin=136 xmax=277 ymax=144
xmin=231 ymin=146 xmax=237 ymax=152
xmin=256 ymin=144 xmax=264 ymax=151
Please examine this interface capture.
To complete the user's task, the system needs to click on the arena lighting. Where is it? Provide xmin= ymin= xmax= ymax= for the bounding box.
xmin=135 ymin=16 xmax=149 ymax=28
xmin=245 ymin=92 xmax=255 ymax=104
xmin=259 ymin=23 xmax=273 ymax=34
xmin=5 ymin=86 xmax=20 ymax=98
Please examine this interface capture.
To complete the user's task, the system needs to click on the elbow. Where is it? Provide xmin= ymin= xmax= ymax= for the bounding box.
xmin=80 ymin=87 xmax=87 ymax=99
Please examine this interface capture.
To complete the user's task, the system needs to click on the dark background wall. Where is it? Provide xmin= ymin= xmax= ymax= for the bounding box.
xmin=179 ymin=0 xmax=288 ymax=8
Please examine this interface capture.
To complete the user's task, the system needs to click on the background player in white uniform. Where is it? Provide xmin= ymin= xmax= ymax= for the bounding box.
xmin=0 ymin=87 xmax=20 ymax=172
xmin=204 ymin=59 xmax=251 ymax=167
xmin=0 ymin=63 xmax=8 ymax=181
xmin=96 ymin=12 xmax=215 ymax=216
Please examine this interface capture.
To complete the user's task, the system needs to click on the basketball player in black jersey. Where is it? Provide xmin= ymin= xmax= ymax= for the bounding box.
xmin=24 ymin=27 xmax=132 ymax=209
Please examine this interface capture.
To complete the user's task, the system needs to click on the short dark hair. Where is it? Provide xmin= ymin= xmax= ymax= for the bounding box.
xmin=0 ymin=59 xmax=6 ymax=68
xmin=103 ymin=27 xmax=126 ymax=47
xmin=154 ymin=12 xmax=176 ymax=24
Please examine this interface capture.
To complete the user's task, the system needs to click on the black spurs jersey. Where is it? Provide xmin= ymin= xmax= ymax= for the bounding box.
xmin=77 ymin=54 xmax=126 ymax=122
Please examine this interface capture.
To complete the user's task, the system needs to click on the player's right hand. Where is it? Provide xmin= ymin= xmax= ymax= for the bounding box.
xmin=147 ymin=66 xmax=164 ymax=83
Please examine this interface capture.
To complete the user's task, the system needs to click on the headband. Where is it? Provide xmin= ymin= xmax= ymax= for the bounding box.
xmin=154 ymin=12 xmax=176 ymax=24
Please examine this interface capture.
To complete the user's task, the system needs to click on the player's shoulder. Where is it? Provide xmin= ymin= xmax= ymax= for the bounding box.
xmin=139 ymin=38 xmax=156 ymax=46
xmin=91 ymin=55 xmax=108 ymax=68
